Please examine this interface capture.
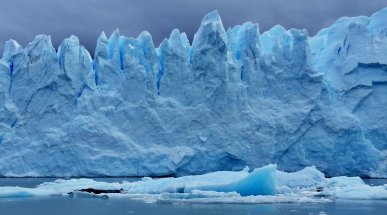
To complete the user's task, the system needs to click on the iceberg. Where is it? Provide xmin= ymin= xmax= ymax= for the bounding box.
xmin=0 ymin=8 xmax=386 ymax=177
xmin=0 ymin=165 xmax=385 ymax=204
xmin=183 ymin=165 xmax=276 ymax=196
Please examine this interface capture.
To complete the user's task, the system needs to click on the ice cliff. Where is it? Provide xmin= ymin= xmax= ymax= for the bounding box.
xmin=0 ymin=8 xmax=386 ymax=177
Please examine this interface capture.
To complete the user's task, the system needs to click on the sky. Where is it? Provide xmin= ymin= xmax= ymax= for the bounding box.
xmin=0 ymin=0 xmax=387 ymax=55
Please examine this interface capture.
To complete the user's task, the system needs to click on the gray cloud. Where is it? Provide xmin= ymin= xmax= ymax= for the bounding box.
xmin=0 ymin=0 xmax=387 ymax=55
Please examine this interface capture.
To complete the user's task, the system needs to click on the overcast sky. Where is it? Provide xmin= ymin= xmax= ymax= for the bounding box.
xmin=1 ymin=0 xmax=387 ymax=55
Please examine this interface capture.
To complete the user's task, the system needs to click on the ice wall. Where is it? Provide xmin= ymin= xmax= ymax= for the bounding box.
xmin=0 ymin=9 xmax=386 ymax=177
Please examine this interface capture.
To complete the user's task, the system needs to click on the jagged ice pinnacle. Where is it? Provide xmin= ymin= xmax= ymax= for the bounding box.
xmin=0 ymin=9 xmax=386 ymax=177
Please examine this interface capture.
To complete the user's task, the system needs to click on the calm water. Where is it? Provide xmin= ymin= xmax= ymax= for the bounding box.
xmin=0 ymin=178 xmax=386 ymax=215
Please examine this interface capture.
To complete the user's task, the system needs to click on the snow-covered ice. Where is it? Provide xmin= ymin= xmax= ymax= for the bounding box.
xmin=0 ymin=8 xmax=386 ymax=177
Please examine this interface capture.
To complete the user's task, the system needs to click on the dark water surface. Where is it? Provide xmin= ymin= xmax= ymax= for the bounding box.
xmin=1 ymin=197 xmax=386 ymax=215
xmin=0 ymin=178 xmax=386 ymax=215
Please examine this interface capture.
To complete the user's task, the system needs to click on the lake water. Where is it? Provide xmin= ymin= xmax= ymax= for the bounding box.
xmin=0 ymin=178 xmax=386 ymax=215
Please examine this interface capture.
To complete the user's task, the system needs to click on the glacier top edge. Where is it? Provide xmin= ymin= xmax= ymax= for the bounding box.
xmin=1 ymin=7 xmax=387 ymax=67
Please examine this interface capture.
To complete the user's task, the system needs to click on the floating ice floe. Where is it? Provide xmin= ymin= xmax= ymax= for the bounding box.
xmin=0 ymin=165 xmax=386 ymax=203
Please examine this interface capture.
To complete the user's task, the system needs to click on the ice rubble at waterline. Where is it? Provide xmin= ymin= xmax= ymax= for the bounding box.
xmin=0 ymin=165 xmax=386 ymax=204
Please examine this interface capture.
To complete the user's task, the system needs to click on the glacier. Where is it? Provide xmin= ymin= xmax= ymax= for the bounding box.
xmin=0 ymin=8 xmax=386 ymax=177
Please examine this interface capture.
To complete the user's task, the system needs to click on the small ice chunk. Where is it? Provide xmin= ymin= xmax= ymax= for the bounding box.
xmin=184 ymin=164 xmax=276 ymax=196
xmin=276 ymin=166 xmax=327 ymax=190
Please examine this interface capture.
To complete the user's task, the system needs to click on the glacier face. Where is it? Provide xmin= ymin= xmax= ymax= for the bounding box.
xmin=0 ymin=9 xmax=386 ymax=177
